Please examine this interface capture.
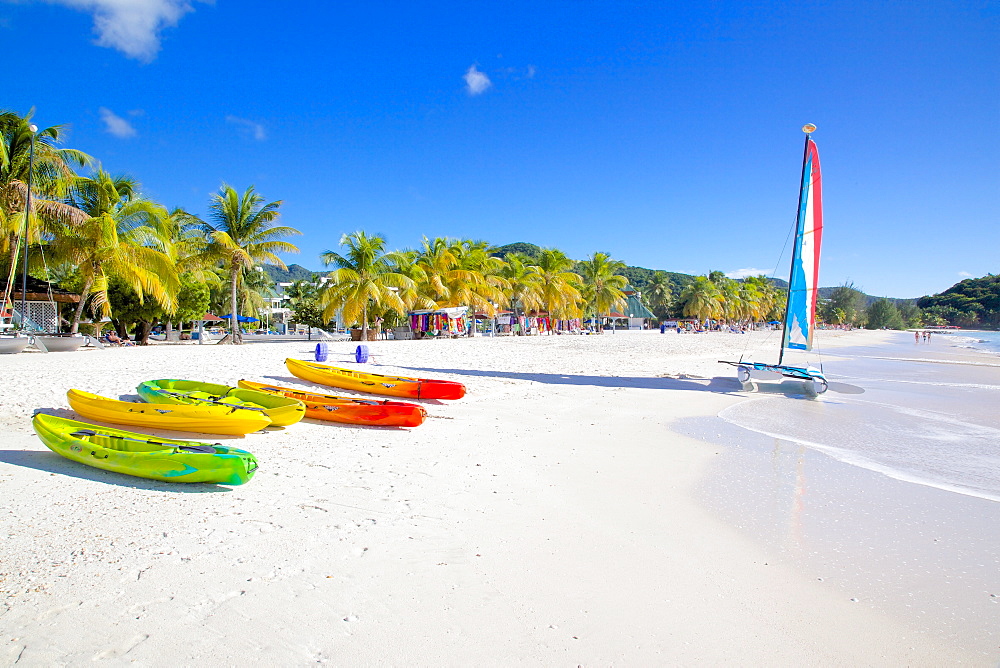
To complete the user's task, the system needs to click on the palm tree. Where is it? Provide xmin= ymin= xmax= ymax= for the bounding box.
xmin=52 ymin=169 xmax=177 ymax=334
xmin=535 ymin=248 xmax=583 ymax=329
xmin=500 ymin=252 xmax=543 ymax=319
xmin=0 ymin=110 xmax=90 ymax=275
xmin=579 ymin=252 xmax=628 ymax=330
xmin=319 ymin=231 xmax=414 ymax=340
xmin=412 ymin=236 xmax=458 ymax=305
xmin=718 ymin=276 xmax=742 ymax=325
xmin=411 ymin=237 xmax=507 ymax=335
xmin=679 ymin=275 xmax=723 ymax=324
xmin=736 ymin=279 xmax=762 ymax=326
xmin=285 ymin=277 xmax=319 ymax=305
xmin=386 ymin=248 xmax=433 ymax=313
xmin=158 ymin=208 xmax=218 ymax=338
xmin=239 ymin=265 xmax=277 ymax=321
xmin=452 ymin=239 xmax=508 ymax=333
xmin=644 ymin=271 xmax=673 ymax=318
xmin=200 ymin=184 xmax=300 ymax=344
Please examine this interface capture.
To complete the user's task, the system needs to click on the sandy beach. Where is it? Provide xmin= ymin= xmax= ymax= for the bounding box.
xmin=1 ymin=329 xmax=997 ymax=665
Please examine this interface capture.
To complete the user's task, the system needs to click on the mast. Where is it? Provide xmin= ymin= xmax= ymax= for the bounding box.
xmin=778 ymin=124 xmax=816 ymax=366
xmin=19 ymin=123 xmax=37 ymax=329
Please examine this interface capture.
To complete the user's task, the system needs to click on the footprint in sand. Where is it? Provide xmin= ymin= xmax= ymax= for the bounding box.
xmin=92 ymin=634 xmax=150 ymax=660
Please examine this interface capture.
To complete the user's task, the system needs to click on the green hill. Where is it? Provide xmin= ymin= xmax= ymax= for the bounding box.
xmin=917 ymin=273 xmax=1000 ymax=329
xmin=491 ymin=242 xmax=543 ymax=259
xmin=261 ymin=264 xmax=320 ymax=283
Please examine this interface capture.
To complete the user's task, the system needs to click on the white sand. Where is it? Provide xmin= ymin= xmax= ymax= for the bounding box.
xmin=0 ymin=329 xmax=983 ymax=664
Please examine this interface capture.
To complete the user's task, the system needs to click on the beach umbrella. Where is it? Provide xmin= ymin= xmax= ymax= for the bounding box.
xmin=219 ymin=314 xmax=259 ymax=323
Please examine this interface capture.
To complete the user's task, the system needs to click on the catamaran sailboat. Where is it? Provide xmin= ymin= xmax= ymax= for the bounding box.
xmin=720 ymin=124 xmax=828 ymax=394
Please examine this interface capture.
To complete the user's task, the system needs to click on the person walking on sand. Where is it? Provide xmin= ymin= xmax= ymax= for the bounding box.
xmin=915 ymin=330 xmax=920 ymax=343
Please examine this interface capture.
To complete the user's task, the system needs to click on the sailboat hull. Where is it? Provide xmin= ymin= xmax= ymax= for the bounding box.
xmin=0 ymin=335 xmax=30 ymax=354
xmin=719 ymin=360 xmax=828 ymax=393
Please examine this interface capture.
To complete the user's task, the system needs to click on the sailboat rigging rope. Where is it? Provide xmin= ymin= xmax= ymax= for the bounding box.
xmin=736 ymin=214 xmax=798 ymax=361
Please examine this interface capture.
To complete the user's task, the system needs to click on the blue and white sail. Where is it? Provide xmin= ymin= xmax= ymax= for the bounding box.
xmin=782 ymin=137 xmax=823 ymax=352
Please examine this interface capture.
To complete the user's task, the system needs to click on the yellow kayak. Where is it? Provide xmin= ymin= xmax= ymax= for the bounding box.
xmin=137 ymin=379 xmax=306 ymax=427
xmin=285 ymin=358 xmax=466 ymax=400
xmin=67 ymin=388 xmax=272 ymax=435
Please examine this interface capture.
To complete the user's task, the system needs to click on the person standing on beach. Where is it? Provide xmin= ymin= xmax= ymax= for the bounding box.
xmin=915 ymin=330 xmax=920 ymax=343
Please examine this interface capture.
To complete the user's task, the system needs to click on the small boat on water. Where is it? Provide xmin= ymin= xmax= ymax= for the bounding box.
xmin=137 ymin=379 xmax=306 ymax=427
xmin=238 ymin=379 xmax=427 ymax=427
xmin=32 ymin=413 xmax=258 ymax=485
xmin=285 ymin=358 xmax=466 ymax=400
xmin=67 ymin=388 xmax=272 ymax=435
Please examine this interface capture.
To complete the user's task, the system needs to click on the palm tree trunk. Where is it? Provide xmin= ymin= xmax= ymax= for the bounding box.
xmin=229 ymin=263 xmax=241 ymax=345
xmin=7 ymin=233 xmax=18 ymax=274
xmin=69 ymin=275 xmax=94 ymax=334
xmin=361 ymin=303 xmax=369 ymax=341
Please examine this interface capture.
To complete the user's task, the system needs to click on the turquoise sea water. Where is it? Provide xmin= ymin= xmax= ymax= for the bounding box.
xmin=937 ymin=329 xmax=1000 ymax=355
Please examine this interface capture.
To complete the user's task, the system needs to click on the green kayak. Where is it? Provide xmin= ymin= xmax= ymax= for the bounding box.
xmin=32 ymin=413 xmax=258 ymax=485
xmin=137 ymin=379 xmax=306 ymax=427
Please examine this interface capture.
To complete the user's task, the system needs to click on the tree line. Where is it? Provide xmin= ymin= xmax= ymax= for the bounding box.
xmin=8 ymin=108 xmax=980 ymax=342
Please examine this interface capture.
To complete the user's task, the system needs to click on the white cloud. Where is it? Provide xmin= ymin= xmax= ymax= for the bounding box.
xmin=46 ymin=0 xmax=199 ymax=61
xmin=463 ymin=65 xmax=491 ymax=95
xmin=525 ymin=65 xmax=536 ymax=79
xmin=225 ymin=115 xmax=266 ymax=141
xmin=99 ymin=106 xmax=137 ymax=137
xmin=725 ymin=267 xmax=772 ymax=279
xmin=958 ymin=271 xmax=974 ymax=277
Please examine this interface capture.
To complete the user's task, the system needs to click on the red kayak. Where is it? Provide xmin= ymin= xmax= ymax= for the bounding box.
xmin=238 ymin=380 xmax=427 ymax=427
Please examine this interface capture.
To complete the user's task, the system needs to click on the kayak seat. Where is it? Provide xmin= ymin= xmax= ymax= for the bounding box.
xmin=176 ymin=444 xmax=218 ymax=454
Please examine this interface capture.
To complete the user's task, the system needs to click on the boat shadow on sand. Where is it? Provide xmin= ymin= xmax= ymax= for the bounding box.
xmin=397 ymin=367 xmax=825 ymax=399
xmin=0 ymin=448 xmax=237 ymax=493
xmin=6 ymin=408 xmax=256 ymax=492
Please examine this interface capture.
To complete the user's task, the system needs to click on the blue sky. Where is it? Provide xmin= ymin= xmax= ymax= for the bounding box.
xmin=2 ymin=0 xmax=997 ymax=298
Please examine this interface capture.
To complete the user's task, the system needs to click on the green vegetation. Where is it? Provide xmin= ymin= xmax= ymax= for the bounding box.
xmin=261 ymin=263 xmax=317 ymax=283
xmin=865 ymin=298 xmax=906 ymax=330
xmin=492 ymin=242 xmax=542 ymax=259
xmin=918 ymin=274 xmax=1000 ymax=329
xmin=818 ymin=282 xmax=867 ymax=327
xmin=0 ymin=108 xmax=301 ymax=343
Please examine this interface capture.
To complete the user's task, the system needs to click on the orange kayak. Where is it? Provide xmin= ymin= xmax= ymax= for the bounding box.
xmin=284 ymin=358 xmax=466 ymax=400
xmin=238 ymin=379 xmax=427 ymax=427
